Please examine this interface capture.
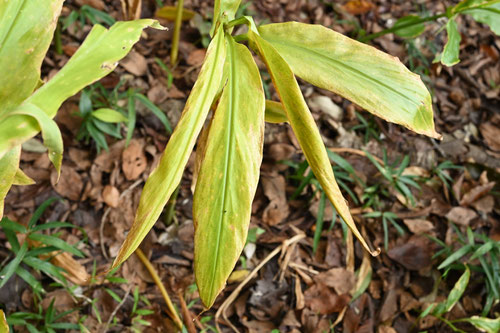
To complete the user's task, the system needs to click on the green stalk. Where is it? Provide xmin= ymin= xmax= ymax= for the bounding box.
xmin=163 ymin=185 xmax=180 ymax=226
xmin=312 ymin=191 xmax=326 ymax=254
xmin=170 ymin=0 xmax=184 ymax=65
xmin=360 ymin=13 xmax=446 ymax=42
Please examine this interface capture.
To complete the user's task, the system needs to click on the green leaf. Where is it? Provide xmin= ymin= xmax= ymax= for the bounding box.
xmin=210 ymin=0 xmax=241 ymax=36
xmin=12 ymin=168 xmax=36 ymax=186
xmin=441 ymin=18 xmax=461 ymax=67
xmin=393 ymin=15 xmax=426 ymax=38
xmin=258 ymin=22 xmax=440 ymax=139
xmin=28 ymin=233 xmax=84 ymax=258
xmin=10 ymin=104 xmax=63 ymax=176
xmin=0 ymin=241 xmax=28 ymax=289
xmin=112 ymin=26 xmax=227 ymax=270
xmin=134 ymin=93 xmax=172 ymax=134
xmin=459 ymin=316 xmax=500 ymax=333
xmin=0 ymin=218 xmax=27 ymax=234
xmin=91 ymin=108 xmax=128 ymax=123
xmin=0 ymin=146 xmax=21 ymax=219
xmin=465 ymin=3 xmax=500 ymax=35
xmin=264 ymin=100 xmax=288 ymax=123
xmin=0 ymin=0 xmax=64 ymax=112
xmin=155 ymin=6 xmax=196 ymax=21
xmin=433 ymin=266 xmax=470 ymax=315
xmin=0 ymin=19 xmax=165 ymax=160
xmin=437 ymin=244 xmax=472 ymax=269
xmin=15 ymin=265 xmax=45 ymax=294
xmin=193 ymin=35 xmax=265 ymax=308
xmin=248 ymin=30 xmax=379 ymax=257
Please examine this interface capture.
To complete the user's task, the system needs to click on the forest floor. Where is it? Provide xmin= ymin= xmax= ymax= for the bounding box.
xmin=1 ymin=0 xmax=500 ymax=332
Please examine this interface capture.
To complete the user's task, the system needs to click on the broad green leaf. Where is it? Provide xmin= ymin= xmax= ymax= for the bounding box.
xmin=459 ymin=316 xmax=500 ymax=333
xmin=465 ymin=3 xmax=500 ymax=35
xmin=0 ymin=0 xmax=64 ymax=112
xmin=10 ymin=104 xmax=63 ymax=176
xmin=210 ymin=0 xmax=241 ymax=36
xmin=0 ymin=19 xmax=164 ymax=160
xmin=92 ymin=108 xmax=128 ymax=123
xmin=393 ymin=15 xmax=426 ymax=38
xmin=441 ymin=18 xmax=461 ymax=67
xmin=112 ymin=26 xmax=227 ymax=270
xmin=155 ymin=6 xmax=196 ymax=21
xmin=12 ymin=168 xmax=35 ymax=186
xmin=265 ymin=100 xmax=288 ymax=123
xmin=258 ymin=22 xmax=440 ymax=139
xmin=0 ymin=147 xmax=21 ymax=219
xmin=248 ymin=31 xmax=379 ymax=256
xmin=193 ymin=36 xmax=265 ymax=308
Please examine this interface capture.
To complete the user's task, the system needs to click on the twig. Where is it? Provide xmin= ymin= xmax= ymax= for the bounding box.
xmin=177 ymin=290 xmax=196 ymax=333
xmin=215 ymin=234 xmax=306 ymax=333
xmin=100 ymin=179 xmax=143 ymax=259
xmin=103 ymin=283 xmax=133 ymax=332
xmin=135 ymin=248 xmax=183 ymax=330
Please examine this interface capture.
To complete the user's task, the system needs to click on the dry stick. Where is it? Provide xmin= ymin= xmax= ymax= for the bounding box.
xmin=100 ymin=179 xmax=143 ymax=259
xmin=103 ymin=282 xmax=134 ymax=332
xmin=215 ymin=234 xmax=306 ymax=333
xmin=170 ymin=0 xmax=184 ymax=65
xmin=177 ymin=290 xmax=197 ymax=333
xmin=327 ymin=147 xmax=385 ymax=165
xmin=135 ymin=248 xmax=184 ymax=330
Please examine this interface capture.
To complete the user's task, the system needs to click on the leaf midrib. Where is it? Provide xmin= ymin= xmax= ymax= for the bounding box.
xmin=207 ymin=37 xmax=237 ymax=302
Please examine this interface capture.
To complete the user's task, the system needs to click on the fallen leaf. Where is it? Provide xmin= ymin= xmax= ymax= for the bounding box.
xmin=102 ymin=185 xmax=120 ymax=208
xmin=122 ymin=139 xmax=147 ymax=180
xmin=304 ymin=283 xmax=350 ymax=314
xmin=471 ymin=195 xmax=494 ymax=214
xmin=315 ymin=268 xmax=355 ymax=295
xmin=387 ymin=236 xmax=432 ymax=270
xmin=187 ymin=49 xmax=206 ymax=67
xmin=50 ymin=165 xmax=83 ymax=201
xmin=480 ymin=122 xmax=500 ymax=151
xmin=460 ymin=182 xmax=495 ymax=206
xmin=445 ymin=207 xmax=478 ymax=226
xmin=121 ymin=50 xmax=148 ymax=76
xmin=261 ymin=173 xmax=289 ymax=225
xmin=343 ymin=0 xmax=375 ymax=15
xmin=403 ymin=219 xmax=434 ymax=234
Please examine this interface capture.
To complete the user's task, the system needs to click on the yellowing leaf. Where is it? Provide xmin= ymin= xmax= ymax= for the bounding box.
xmin=12 ymin=168 xmax=35 ymax=186
xmin=0 ymin=309 xmax=7 ymax=333
xmin=248 ymin=31 xmax=379 ymax=256
xmin=112 ymin=26 xmax=227 ymax=270
xmin=258 ymin=22 xmax=440 ymax=139
xmin=0 ymin=0 xmax=64 ymax=112
xmin=0 ymin=19 xmax=164 ymax=160
xmin=155 ymin=6 xmax=196 ymax=21
xmin=0 ymin=146 xmax=21 ymax=219
xmin=193 ymin=36 xmax=265 ymax=308
xmin=265 ymin=100 xmax=288 ymax=123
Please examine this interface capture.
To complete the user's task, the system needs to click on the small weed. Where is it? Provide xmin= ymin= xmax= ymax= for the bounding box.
xmin=351 ymin=112 xmax=380 ymax=143
xmin=61 ymin=5 xmax=116 ymax=31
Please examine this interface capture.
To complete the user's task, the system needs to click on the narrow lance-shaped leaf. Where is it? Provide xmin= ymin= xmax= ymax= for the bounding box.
xmin=0 ymin=147 xmax=21 ymax=219
xmin=265 ymin=100 xmax=288 ymax=123
xmin=0 ymin=0 xmax=64 ymax=113
xmin=258 ymin=22 xmax=440 ymax=139
xmin=459 ymin=316 xmax=500 ymax=333
xmin=441 ymin=18 xmax=461 ymax=67
xmin=0 ymin=20 xmax=165 ymax=160
xmin=193 ymin=35 xmax=265 ymax=308
xmin=111 ymin=26 xmax=227 ymax=270
xmin=248 ymin=31 xmax=379 ymax=256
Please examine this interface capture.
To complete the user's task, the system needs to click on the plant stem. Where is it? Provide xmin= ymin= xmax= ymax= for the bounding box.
xmin=170 ymin=0 xmax=184 ymax=65
xmin=164 ymin=185 xmax=180 ymax=226
xmin=360 ymin=13 xmax=446 ymax=42
xmin=225 ymin=17 xmax=249 ymax=29
xmin=135 ymin=248 xmax=183 ymax=330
